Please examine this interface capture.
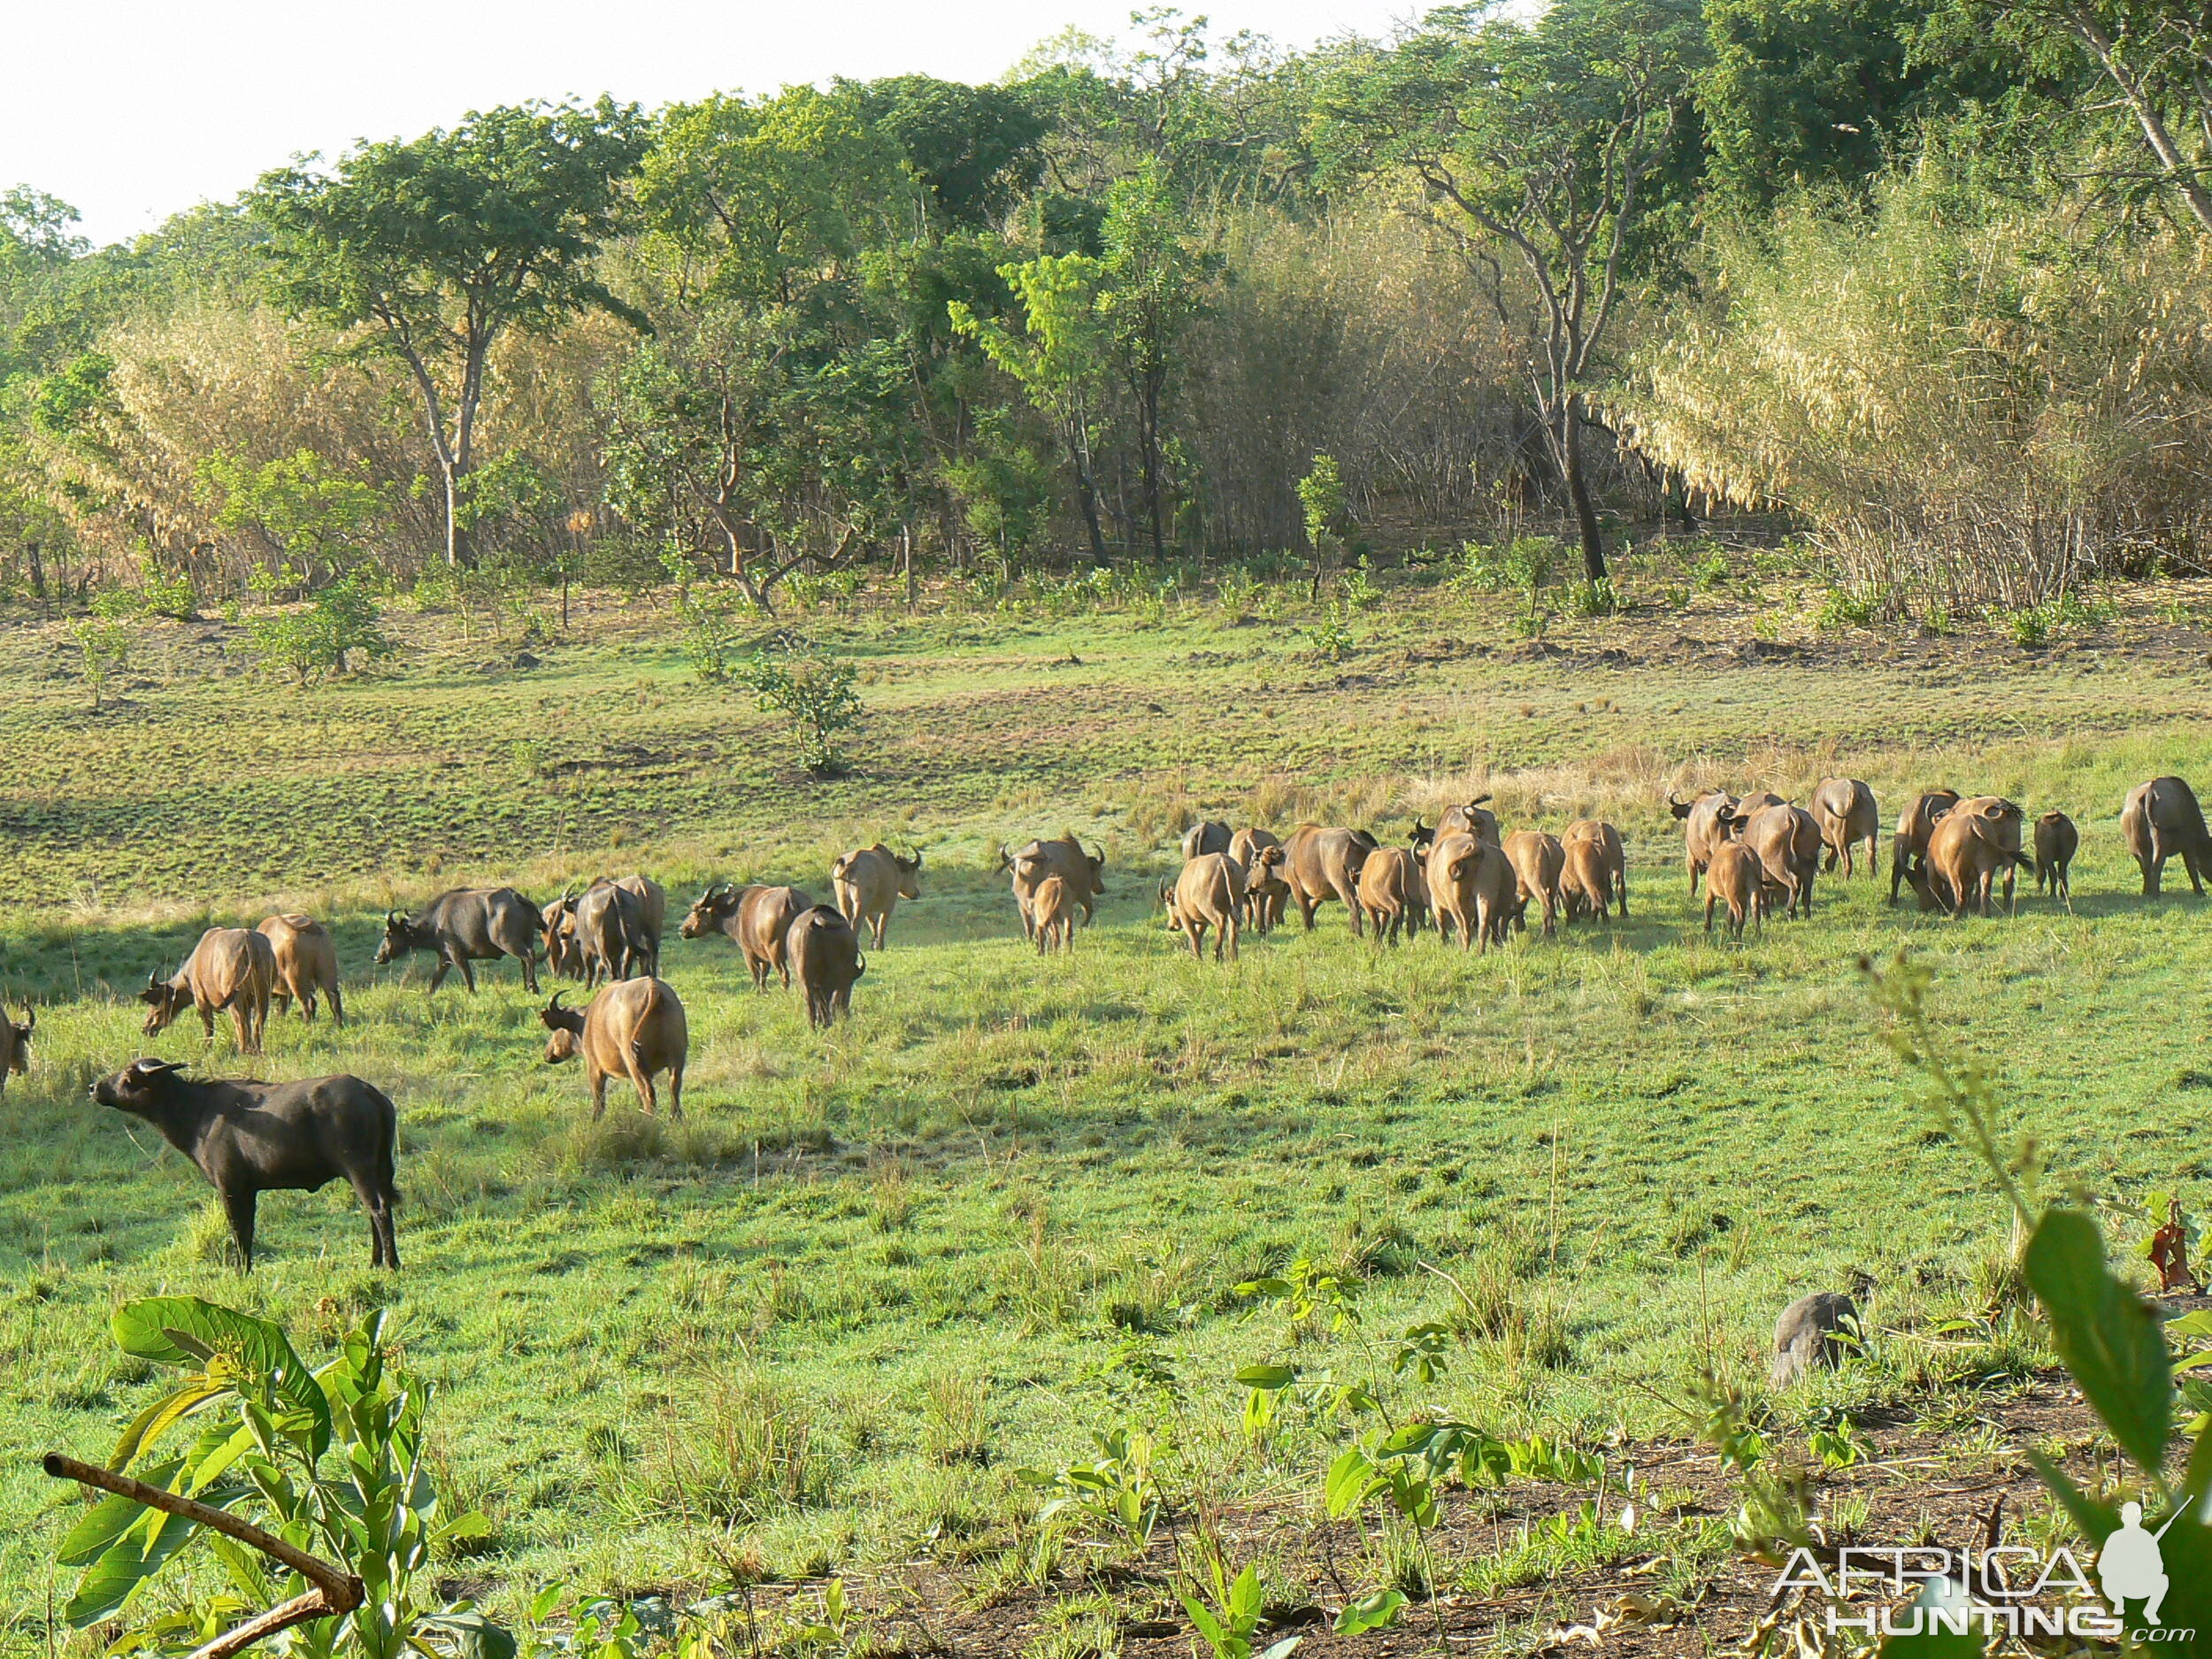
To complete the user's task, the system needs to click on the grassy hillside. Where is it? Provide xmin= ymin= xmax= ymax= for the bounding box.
xmin=3 ymin=561 xmax=2210 ymax=1651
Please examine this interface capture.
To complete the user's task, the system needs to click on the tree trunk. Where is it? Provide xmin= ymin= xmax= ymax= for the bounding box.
xmin=1070 ymin=435 xmax=1109 ymax=565
xmin=902 ymin=523 xmax=917 ymax=614
xmin=1560 ymin=403 xmax=1607 ymax=582
xmin=442 ymin=463 xmax=476 ymax=570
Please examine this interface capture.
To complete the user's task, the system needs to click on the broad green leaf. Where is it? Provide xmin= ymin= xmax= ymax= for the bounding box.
xmin=1235 ymin=1363 xmax=1295 ymax=1389
xmin=1325 ymin=1447 xmax=1379 ymax=1517
xmin=2024 ymin=1209 xmax=2170 ymax=1473
xmin=1179 ymin=1594 xmax=1228 ymax=1650
xmin=65 ymin=1509 xmax=197 ymax=1626
xmin=417 ymin=1609 xmax=517 ymax=1659
xmin=110 ymin=1379 xmax=231 ymax=1470
xmin=1257 ymin=1640 xmax=1303 ymax=1659
xmin=1334 ymin=1589 xmax=1405 ymax=1635
xmin=55 ymin=1458 xmax=181 ymax=1566
xmin=112 ymin=1297 xmax=331 ymax=1461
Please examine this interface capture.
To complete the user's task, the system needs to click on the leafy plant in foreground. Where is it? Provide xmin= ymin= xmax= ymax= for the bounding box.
xmin=1015 ymin=1425 xmax=1168 ymax=1548
xmin=1860 ymin=951 xmax=2212 ymax=1648
xmin=1179 ymin=1557 xmax=1302 ymax=1659
xmin=51 ymin=1296 xmax=501 ymax=1659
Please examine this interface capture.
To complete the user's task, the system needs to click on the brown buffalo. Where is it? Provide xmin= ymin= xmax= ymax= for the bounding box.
xmin=832 ymin=844 xmax=923 ymax=949
xmin=1230 ymin=829 xmax=1289 ymax=932
xmin=568 ymin=881 xmax=653 ymax=986
xmin=1889 ymin=789 xmax=1962 ymax=906
xmin=1180 ymin=821 xmax=1232 ymax=861
xmin=1561 ymin=836 xmax=1617 ymax=922
xmin=1811 ymin=778 xmax=1880 ymax=877
xmin=541 ymin=979 xmax=687 ymax=1119
xmin=0 ymin=1003 xmax=32 ymax=1099
xmin=257 ymin=914 xmax=343 ymax=1025
xmin=2034 ymin=810 xmax=2078 ymax=903
xmin=1426 ymin=831 xmax=1515 ymax=952
xmin=1561 ymin=819 xmax=1627 ymax=917
xmin=544 ymin=874 xmax=664 ymax=979
xmin=1438 ymin=797 xmax=1501 ymax=844
xmin=1356 ymin=846 xmax=1427 ymax=944
xmin=2122 ymin=777 xmax=2212 ymax=897
xmin=681 ymin=883 xmax=812 ymax=989
xmin=1164 ymin=852 xmax=1248 ymax=961
xmin=1008 ymin=837 xmax=1106 ymax=938
xmin=1668 ymin=792 xmax=1741 ymax=894
xmin=1740 ymin=803 xmax=1822 ymax=919
xmin=1283 ymin=826 xmax=1379 ymax=933
xmin=1703 ymin=841 xmax=1764 ymax=939
xmin=142 ymin=927 xmax=277 ymax=1054
xmin=1916 ymin=796 xmax=2031 ymax=917
xmin=1502 ymin=831 xmax=1566 ymax=937
xmin=1032 ymin=875 xmax=1079 ymax=954
xmin=787 ymin=905 xmax=865 ymax=1025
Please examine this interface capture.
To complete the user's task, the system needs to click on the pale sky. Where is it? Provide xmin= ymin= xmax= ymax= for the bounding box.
xmin=8 ymin=0 xmax=1418 ymax=249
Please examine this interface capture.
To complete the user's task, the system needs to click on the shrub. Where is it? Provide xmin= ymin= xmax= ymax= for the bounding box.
xmin=741 ymin=635 xmax=864 ymax=777
xmin=1308 ymin=602 xmax=1355 ymax=663
xmin=1564 ymin=576 xmax=1618 ymax=618
xmin=47 ymin=1297 xmax=502 ymax=1654
xmin=248 ymin=572 xmax=393 ymax=684
xmin=678 ymin=585 xmax=754 ymax=681
xmin=67 ymin=617 xmax=131 ymax=706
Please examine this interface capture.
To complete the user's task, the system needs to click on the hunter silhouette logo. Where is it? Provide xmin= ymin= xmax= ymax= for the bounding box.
xmin=2101 ymin=1502 xmax=2174 ymax=1624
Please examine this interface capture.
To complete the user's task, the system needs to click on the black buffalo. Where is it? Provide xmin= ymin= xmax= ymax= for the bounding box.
xmin=92 ymin=1058 xmax=400 ymax=1271
xmin=374 ymin=887 xmax=542 ymax=993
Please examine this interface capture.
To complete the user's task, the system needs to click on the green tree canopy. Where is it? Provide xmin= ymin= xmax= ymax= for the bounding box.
xmin=250 ymin=98 xmax=648 ymax=567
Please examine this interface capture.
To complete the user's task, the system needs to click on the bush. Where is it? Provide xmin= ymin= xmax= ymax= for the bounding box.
xmin=67 ymin=617 xmax=131 ymax=707
xmin=1308 ymin=601 xmax=1355 ymax=663
xmin=741 ymin=635 xmax=864 ymax=777
xmin=679 ymin=585 xmax=755 ymax=681
xmin=247 ymin=572 xmax=393 ymax=684
xmin=1564 ymin=577 xmax=1618 ymax=618
xmin=1628 ymin=168 xmax=2212 ymax=608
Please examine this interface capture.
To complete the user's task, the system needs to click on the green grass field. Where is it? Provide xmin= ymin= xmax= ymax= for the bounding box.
xmin=4 ymin=563 xmax=2211 ymax=1651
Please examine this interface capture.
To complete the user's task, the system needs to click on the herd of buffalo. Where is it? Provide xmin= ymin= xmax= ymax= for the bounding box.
xmin=0 ymin=774 xmax=2206 ymax=1272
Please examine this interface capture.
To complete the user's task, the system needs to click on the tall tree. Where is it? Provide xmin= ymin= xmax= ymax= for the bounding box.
xmin=848 ymin=77 xmax=1049 ymax=229
xmin=250 ymin=100 xmax=647 ymax=568
xmin=1095 ymin=163 xmax=1215 ymax=558
xmin=1998 ymin=1 xmax=2212 ymax=234
xmin=638 ymin=86 xmax=913 ymax=307
xmin=1317 ymin=0 xmax=1704 ymax=581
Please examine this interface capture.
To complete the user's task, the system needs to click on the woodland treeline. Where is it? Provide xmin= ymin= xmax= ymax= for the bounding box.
xmin=5 ymin=0 xmax=2212 ymax=618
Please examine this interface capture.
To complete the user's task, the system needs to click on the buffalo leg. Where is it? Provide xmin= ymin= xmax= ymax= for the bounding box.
xmin=2186 ymin=847 xmax=2209 ymax=897
xmin=1298 ymin=892 xmax=1317 ymax=931
xmin=328 ymin=983 xmax=345 ymax=1027
xmin=1704 ymin=893 xmax=1717 ymax=936
xmin=223 ymin=1187 xmax=257 ymax=1272
xmin=668 ymin=1063 xmax=685 ymax=1121
xmin=589 ymin=1064 xmax=609 ymax=1121
xmin=625 ymin=1056 xmax=657 ymax=1117
xmin=349 ymin=1174 xmax=393 ymax=1269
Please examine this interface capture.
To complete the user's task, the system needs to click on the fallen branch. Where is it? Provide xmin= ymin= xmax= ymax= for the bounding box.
xmin=42 ymin=1452 xmax=363 ymax=1659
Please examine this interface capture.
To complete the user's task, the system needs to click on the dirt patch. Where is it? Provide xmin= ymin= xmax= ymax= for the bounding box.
xmin=704 ymin=1377 xmax=2108 ymax=1655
